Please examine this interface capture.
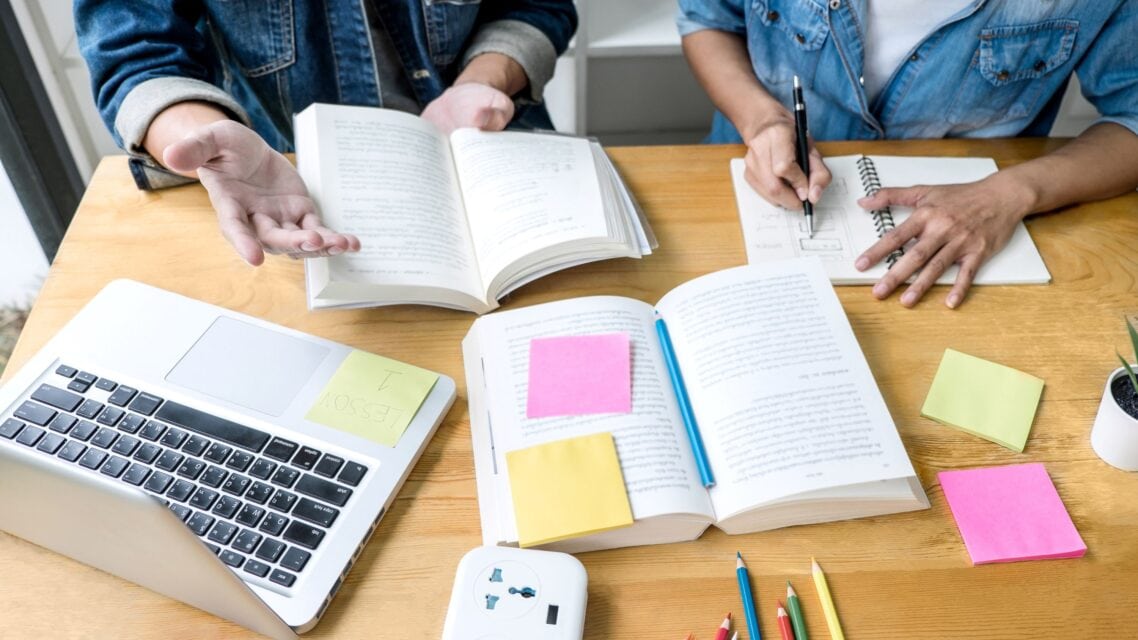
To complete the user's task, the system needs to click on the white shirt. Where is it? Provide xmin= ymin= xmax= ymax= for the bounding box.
xmin=862 ymin=1 xmax=972 ymax=102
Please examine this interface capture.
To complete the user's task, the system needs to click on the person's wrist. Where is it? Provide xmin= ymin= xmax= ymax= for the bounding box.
xmin=736 ymin=98 xmax=793 ymax=142
xmin=144 ymin=102 xmax=231 ymax=176
xmin=984 ymin=170 xmax=1041 ymax=221
xmin=455 ymin=52 xmax=527 ymax=96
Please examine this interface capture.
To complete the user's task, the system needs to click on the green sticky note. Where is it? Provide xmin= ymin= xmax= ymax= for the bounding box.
xmin=305 ymin=350 xmax=438 ymax=447
xmin=921 ymin=349 xmax=1044 ymax=452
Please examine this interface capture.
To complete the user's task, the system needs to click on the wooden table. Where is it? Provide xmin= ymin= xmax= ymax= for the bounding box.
xmin=4 ymin=139 xmax=1138 ymax=639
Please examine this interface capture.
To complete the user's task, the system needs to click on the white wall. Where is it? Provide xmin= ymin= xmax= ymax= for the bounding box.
xmin=0 ymin=158 xmax=48 ymax=307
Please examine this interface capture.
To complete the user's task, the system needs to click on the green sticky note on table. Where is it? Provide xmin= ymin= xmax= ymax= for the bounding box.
xmin=921 ymin=349 xmax=1044 ymax=452
xmin=305 ymin=350 xmax=438 ymax=447
xmin=507 ymin=432 xmax=634 ymax=548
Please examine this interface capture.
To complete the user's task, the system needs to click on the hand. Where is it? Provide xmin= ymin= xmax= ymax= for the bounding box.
xmin=163 ymin=120 xmax=360 ymax=266
xmin=854 ymin=178 xmax=1031 ymax=309
xmin=741 ymin=110 xmax=831 ymax=210
xmin=421 ymin=82 xmax=515 ymax=135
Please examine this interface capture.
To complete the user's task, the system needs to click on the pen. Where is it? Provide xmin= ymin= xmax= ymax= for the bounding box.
xmin=656 ymin=316 xmax=714 ymax=488
xmin=792 ymin=75 xmax=814 ymax=238
xmin=736 ymin=552 xmax=762 ymax=640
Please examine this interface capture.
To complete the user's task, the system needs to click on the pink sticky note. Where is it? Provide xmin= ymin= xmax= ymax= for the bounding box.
xmin=527 ymin=333 xmax=632 ymax=419
xmin=938 ymin=463 xmax=1086 ymax=565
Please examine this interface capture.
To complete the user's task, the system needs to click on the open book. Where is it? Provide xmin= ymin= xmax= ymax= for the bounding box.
xmin=295 ymin=103 xmax=654 ymax=313
xmin=463 ymin=257 xmax=929 ymax=553
xmin=732 ymin=155 xmax=1051 ymax=284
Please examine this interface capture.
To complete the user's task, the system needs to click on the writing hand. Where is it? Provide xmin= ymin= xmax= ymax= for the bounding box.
xmin=741 ymin=110 xmax=831 ymax=210
xmin=163 ymin=120 xmax=360 ymax=266
xmin=855 ymin=179 xmax=1029 ymax=308
xmin=421 ymin=83 xmax=515 ymax=135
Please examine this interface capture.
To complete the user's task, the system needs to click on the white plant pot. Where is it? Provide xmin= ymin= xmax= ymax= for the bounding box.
xmin=1091 ymin=366 xmax=1138 ymax=471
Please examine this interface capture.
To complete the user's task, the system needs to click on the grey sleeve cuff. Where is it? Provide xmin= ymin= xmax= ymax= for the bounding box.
xmin=462 ymin=19 xmax=558 ymax=102
xmin=115 ymin=77 xmax=251 ymax=190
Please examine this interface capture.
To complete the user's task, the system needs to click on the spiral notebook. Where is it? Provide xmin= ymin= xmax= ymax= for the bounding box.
xmin=731 ymin=155 xmax=1051 ymax=284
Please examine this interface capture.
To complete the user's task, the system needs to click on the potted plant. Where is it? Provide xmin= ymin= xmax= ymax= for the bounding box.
xmin=1091 ymin=317 xmax=1138 ymax=470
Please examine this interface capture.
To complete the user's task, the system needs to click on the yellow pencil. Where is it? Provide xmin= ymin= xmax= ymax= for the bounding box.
xmin=811 ymin=558 xmax=845 ymax=640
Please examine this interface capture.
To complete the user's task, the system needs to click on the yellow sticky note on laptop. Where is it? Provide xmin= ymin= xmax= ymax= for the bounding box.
xmin=921 ymin=349 xmax=1044 ymax=452
xmin=507 ymin=432 xmax=634 ymax=548
xmin=305 ymin=350 xmax=438 ymax=447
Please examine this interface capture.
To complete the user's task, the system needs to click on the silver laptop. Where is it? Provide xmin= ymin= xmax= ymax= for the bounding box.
xmin=0 ymin=280 xmax=456 ymax=638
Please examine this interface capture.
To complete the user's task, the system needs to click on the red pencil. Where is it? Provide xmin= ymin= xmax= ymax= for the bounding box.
xmin=714 ymin=613 xmax=732 ymax=640
xmin=778 ymin=601 xmax=795 ymax=640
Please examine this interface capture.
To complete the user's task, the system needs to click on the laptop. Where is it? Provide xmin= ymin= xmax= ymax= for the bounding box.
xmin=0 ymin=279 xmax=456 ymax=638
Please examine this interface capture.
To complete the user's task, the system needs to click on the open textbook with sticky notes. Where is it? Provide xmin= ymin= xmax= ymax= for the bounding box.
xmin=731 ymin=155 xmax=1051 ymax=285
xmin=295 ymin=103 xmax=654 ymax=313
xmin=463 ymin=258 xmax=929 ymax=553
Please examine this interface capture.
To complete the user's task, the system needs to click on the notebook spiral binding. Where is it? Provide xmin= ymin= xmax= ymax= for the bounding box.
xmin=856 ymin=156 xmax=904 ymax=268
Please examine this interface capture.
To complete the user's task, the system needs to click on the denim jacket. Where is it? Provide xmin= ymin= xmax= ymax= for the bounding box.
xmin=76 ymin=0 xmax=576 ymax=188
xmin=677 ymin=0 xmax=1138 ymax=143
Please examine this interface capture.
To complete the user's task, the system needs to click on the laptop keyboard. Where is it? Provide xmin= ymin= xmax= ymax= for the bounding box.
xmin=2 ymin=364 xmax=370 ymax=591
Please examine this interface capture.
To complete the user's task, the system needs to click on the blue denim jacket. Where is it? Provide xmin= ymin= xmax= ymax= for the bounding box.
xmin=76 ymin=0 xmax=577 ymax=155
xmin=677 ymin=0 xmax=1138 ymax=143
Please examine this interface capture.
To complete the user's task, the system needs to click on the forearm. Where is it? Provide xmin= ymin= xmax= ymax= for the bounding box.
xmin=681 ymin=29 xmax=783 ymax=139
xmin=990 ymin=123 xmax=1138 ymax=218
xmin=142 ymin=102 xmax=233 ymax=178
xmin=457 ymin=52 xmax=529 ymax=97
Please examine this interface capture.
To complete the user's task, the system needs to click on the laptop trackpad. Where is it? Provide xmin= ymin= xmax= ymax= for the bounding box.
xmin=166 ymin=316 xmax=330 ymax=417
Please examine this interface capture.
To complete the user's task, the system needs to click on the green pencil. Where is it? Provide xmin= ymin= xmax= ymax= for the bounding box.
xmin=786 ymin=581 xmax=809 ymax=640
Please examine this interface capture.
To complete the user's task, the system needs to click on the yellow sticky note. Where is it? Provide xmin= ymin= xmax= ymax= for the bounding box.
xmin=305 ymin=350 xmax=438 ymax=447
xmin=506 ymin=432 xmax=634 ymax=548
xmin=921 ymin=349 xmax=1044 ymax=452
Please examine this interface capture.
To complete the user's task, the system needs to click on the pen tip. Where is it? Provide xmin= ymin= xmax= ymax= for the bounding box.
xmin=794 ymin=75 xmax=800 ymax=88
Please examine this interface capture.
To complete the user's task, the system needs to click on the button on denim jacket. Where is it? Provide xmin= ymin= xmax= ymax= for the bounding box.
xmin=76 ymin=1 xmax=576 ymax=157
xmin=677 ymin=0 xmax=1138 ymax=143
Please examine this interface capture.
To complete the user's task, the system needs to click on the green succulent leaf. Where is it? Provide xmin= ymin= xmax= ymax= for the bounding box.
xmin=1118 ymin=350 xmax=1138 ymax=396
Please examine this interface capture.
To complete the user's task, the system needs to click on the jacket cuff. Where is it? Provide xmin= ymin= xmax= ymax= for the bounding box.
xmin=115 ymin=77 xmax=251 ymax=190
xmin=462 ymin=19 xmax=557 ymax=102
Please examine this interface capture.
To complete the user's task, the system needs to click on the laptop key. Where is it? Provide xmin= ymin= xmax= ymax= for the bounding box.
xmin=90 ymin=427 xmax=119 ymax=449
xmin=269 ymin=490 xmax=297 ymax=513
xmin=190 ymin=487 xmax=220 ymax=511
xmin=96 ymin=406 xmax=125 ymax=427
xmin=245 ymin=482 xmax=274 ymax=505
xmin=155 ymin=401 xmax=270 ymax=453
xmin=259 ymin=513 xmax=289 ymax=537
xmin=48 ymin=414 xmax=77 ymax=434
xmin=1 ymin=418 xmax=24 ymax=439
xmin=57 ymin=441 xmax=87 ymax=462
xmin=140 ymin=420 xmax=167 ymax=441
xmin=67 ymin=379 xmax=91 ymax=393
xmin=213 ymin=495 xmax=242 ymax=519
xmin=280 ymin=547 xmax=311 ymax=572
xmin=263 ymin=438 xmax=298 ymax=462
xmin=16 ymin=425 xmax=45 ymax=447
xmin=76 ymin=399 xmax=103 ymax=419
xmin=36 ymin=432 xmax=66 ymax=455
xmin=314 ymin=454 xmax=345 ymax=478
xmin=168 ymin=503 xmax=192 ymax=522
xmin=207 ymin=521 xmax=238 ymax=545
xmin=167 ymin=479 xmax=195 ymax=502
xmin=112 ymin=435 xmax=141 ymax=457
xmin=71 ymin=420 xmax=98 ymax=441
xmin=201 ymin=465 xmax=228 ymax=488
xmin=187 ymin=512 xmax=215 ymax=536
xmin=100 ymin=455 xmax=130 ymax=478
xmin=235 ymin=505 xmax=266 ymax=528
xmin=222 ymin=474 xmax=251 ymax=496
xmin=269 ymin=569 xmax=296 ymax=588
xmin=243 ymin=559 xmax=271 ymax=578
xmin=107 ymin=386 xmax=137 ymax=407
xmin=249 ymin=458 xmax=277 ymax=480
xmin=160 ymin=427 xmax=188 ymax=448
xmin=94 ymin=378 xmax=117 ymax=392
xmin=55 ymin=364 xmax=77 ymax=378
xmin=122 ymin=463 xmax=152 ymax=486
xmin=128 ymin=392 xmax=164 ymax=416
xmin=255 ymin=537 xmax=286 ymax=563
xmin=144 ymin=471 xmax=174 ymax=494
xmin=78 ymin=449 xmax=108 ymax=470
xmin=15 ymin=401 xmax=56 ymax=426
xmin=219 ymin=550 xmax=245 ymax=568
xmin=205 ymin=443 xmax=233 ymax=464
xmin=296 ymin=474 xmax=352 ymax=507
xmin=293 ymin=498 xmax=339 ymax=528
xmin=226 ymin=450 xmax=254 ymax=472
xmin=271 ymin=467 xmax=299 ymax=488
xmin=283 ymin=521 xmax=325 ymax=550
xmin=291 ymin=446 xmax=321 ymax=470
xmin=155 ymin=450 xmax=184 ymax=472
xmin=134 ymin=442 xmax=162 ymax=464
xmin=182 ymin=435 xmax=210 ymax=457
xmin=76 ymin=371 xmax=98 ymax=386
xmin=177 ymin=458 xmax=207 ymax=481
xmin=30 ymin=384 xmax=83 ymax=412
xmin=232 ymin=529 xmax=262 ymax=554
xmin=118 ymin=413 xmax=146 ymax=434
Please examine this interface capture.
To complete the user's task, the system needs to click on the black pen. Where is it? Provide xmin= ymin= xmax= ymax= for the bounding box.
xmin=792 ymin=75 xmax=814 ymax=238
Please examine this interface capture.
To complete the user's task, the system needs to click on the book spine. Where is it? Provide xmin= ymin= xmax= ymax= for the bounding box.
xmin=856 ymin=156 xmax=903 ymax=268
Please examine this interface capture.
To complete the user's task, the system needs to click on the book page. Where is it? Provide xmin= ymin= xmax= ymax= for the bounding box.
xmin=298 ymin=105 xmax=481 ymax=297
xmin=654 ymin=259 xmax=917 ymax=520
xmin=471 ymin=297 xmax=714 ymax=540
xmin=449 ymin=129 xmax=609 ymax=289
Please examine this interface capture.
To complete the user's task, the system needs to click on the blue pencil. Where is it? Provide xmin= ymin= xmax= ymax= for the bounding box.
xmin=655 ymin=316 xmax=714 ymax=488
xmin=736 ymin=552 xmax=761 ymax=640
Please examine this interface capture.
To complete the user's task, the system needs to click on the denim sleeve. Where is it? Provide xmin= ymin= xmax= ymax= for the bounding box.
xmin=1074 ymin=1 xmax=1138 ymax=136
xmin=473 ymin=0 xmax=578 ymax=55
xmin=676 ymin=0 xmax=747 ymax=37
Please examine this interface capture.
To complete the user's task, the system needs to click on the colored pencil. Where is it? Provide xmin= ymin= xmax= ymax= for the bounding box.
xmin=786 ymin=581 xmax=809 ymax=640
xmin=714 ymin=613 xmax=732 ymax=640
xmin=731 ymin=633 xmax=739 ymax=640
xmin=811 ymin=559 xmax=845 ymax=640
xmin=736 ymin=552 xmax=762 ymax=640
xmin=777 ymin=602 xmax=794 ymax=640
xmin=685 ymin=634 xmax=695 ymax=640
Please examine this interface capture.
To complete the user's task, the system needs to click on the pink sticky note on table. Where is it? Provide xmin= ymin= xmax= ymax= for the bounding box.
xmin=527 ymin=333 xmax=632 ymax=419
xmin=938 ymin=463 xmax=1086 ymax=565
